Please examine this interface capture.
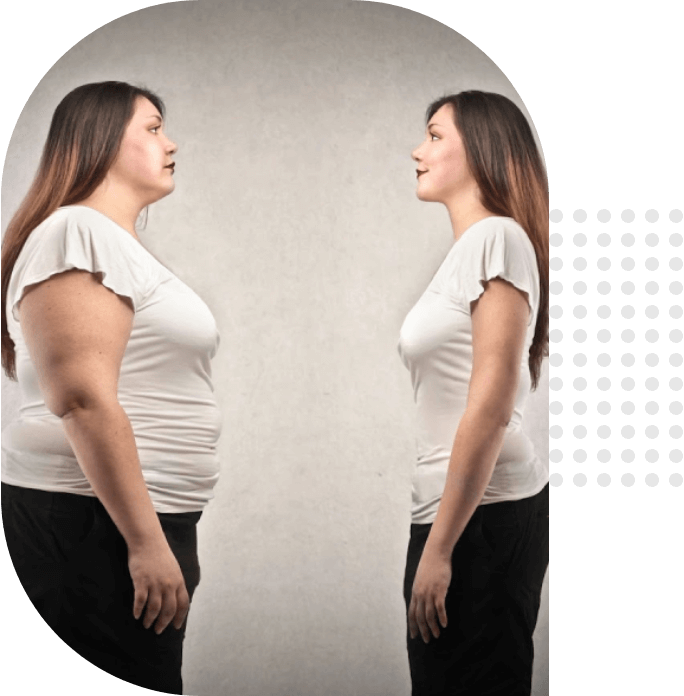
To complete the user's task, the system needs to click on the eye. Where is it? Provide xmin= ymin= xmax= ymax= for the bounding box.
xmin=429 ymin=132 xmax=439 ymax=141
xmin=150 ymin=126 xmax=161 ymax=134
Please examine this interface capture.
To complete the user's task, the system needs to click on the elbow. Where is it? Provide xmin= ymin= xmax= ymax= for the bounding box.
xmin=53 ymin=402 xmax=89 ymax=421
xmin=494 ymin=400 xmax=516 ymax=428
xmin=45 ymin=390 xmax=115 ymax=420
xmin=465 ymin=401 xmax=515 ymax=431
xmin=47 ymin=396 xmax=90 ymax=420
xmin=466 ymin=366 xmax=519 ymax=430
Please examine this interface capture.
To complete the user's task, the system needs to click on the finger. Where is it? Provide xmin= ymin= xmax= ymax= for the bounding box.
xmin=132 ymin=583 xmax=148 ymax=620
xmin=408 ymin=597 xmax=419 ymax=640
xmin=437 ymin=597 xmax=447 ymax=628
xmin=172 ymin=584 xmax=190 ymax=630
xmin=143 ymin=589 xmax=163 ymax=630
xmin=415 ymin=598 xmax=430 ymax=644
xmin=425 ymin=600 xmax=441 ymax=640
xmin=154 ymin=590 xmax=178 ymax=635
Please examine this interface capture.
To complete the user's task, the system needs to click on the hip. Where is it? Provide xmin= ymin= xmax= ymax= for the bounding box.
xmin=406 ymin=483 xmax=549 ymax=594
xmin=1 ymin=449 xmax=220 ymax=513
xmin=2 ymin=482 xmax=202 ymax=591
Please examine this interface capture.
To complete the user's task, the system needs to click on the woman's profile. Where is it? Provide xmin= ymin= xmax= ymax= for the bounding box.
xmin=1 ymin=81 xmax=222 ymax=694
xmin=398 ymin=90 xmax=549 ymax=695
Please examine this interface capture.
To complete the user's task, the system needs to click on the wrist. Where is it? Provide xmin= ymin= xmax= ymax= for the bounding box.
xmin=423 ymin=535 xmax=454 ymax=563
xmin=123 ymin=524 xmax=168 ymax=555
xmin=98 ymin=506 xmax=169 ymax=555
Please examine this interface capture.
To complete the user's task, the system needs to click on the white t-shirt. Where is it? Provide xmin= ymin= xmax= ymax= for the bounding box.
xmin=398 ymin=216 xmax=548 ymax=524
xmin=2 ymin=206 xmax=222 ymax=513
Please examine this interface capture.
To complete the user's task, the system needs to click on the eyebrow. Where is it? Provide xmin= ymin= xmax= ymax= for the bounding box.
xmin=146 ymin=114 xmax=163 ymax=123
xmin=427 ymin=122 xmax=444 ymax=130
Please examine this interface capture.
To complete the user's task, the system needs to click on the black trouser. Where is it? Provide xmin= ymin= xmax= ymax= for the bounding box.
xmin=404 ymin=484 xmax=549 ymax=696
xmin=1 ymin=483 xmax=202 ymax=694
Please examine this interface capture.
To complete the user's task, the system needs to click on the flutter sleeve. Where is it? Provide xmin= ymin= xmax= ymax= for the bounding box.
xmin=8 ymin=208 xmax=150 ymax=321
xmin=457 ymin=218 xmax=539 ymax=325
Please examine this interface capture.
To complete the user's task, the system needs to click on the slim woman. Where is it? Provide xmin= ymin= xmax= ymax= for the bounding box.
xmin=1 ymin=81 xmax=221 ymax=693
xmin=398 ymin=91 xmax=549 ymax=695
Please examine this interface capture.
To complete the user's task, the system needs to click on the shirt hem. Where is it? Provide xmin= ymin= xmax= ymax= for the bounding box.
xmin=410 ymin=475 xmax=549 ymax=525
xmin=0 ymin=476 xmax=211 ymax=514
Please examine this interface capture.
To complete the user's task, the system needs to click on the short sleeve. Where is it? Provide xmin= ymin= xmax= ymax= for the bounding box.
xmin=8 ymin=208 xmax=151 ymax=322
xmin=457 ymin=219 xmax=539 ymax=325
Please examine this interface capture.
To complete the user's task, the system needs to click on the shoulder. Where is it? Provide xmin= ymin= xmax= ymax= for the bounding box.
xmin=460 ymin=216 xmax=535 ymax=261
xmin=457 ymin=216 xmax=539 ymax=284
xmin=450 ymin=216 xmax=540 ymax=315
xmin=35 ymin=206 xmax=136 ymax=250
xmin=22 ymin=206 xmax=150 ymax=276
xmin=9 ymin=207 xmax=153 ymax=320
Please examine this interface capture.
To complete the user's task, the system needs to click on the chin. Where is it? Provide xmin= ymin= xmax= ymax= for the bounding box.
xmin=161 ymin=181 xmax=176 ymax=197
xmin=146 ymin=186 xmax=174 ymax=206
xmin=416 ymin=189 xmax=439 ymax=203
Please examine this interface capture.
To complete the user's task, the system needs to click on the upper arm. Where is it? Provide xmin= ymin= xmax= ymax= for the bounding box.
xmin=18 ymin=269 xmax=134 ymax=417
xmin=466 ymin=278 xmax=530 ymax=422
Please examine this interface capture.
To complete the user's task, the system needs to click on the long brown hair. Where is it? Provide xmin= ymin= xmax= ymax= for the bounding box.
xmin=1 ymin=81 xmax=165 ymax=380
xmin=427 ymin=91 xmax=549 ymax=390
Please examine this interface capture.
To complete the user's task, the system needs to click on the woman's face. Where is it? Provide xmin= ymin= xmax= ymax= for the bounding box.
xmin=411 ymin=104 xmax=476 ymax=205
xmin=108 ymin=96 xmax=178 ymax=205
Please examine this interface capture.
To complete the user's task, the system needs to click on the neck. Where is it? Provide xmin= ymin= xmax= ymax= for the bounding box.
xmin=76 ymin=183 xmax=146 ymax=238
xmin=445 ymin=196 xmax=494 ymax=242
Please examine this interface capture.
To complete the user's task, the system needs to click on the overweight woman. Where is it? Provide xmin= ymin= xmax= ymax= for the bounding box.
xmin=398 ymin=91 xmax=549 ymax=695
xmin=1 ymin=81 xmax=221 ymax=694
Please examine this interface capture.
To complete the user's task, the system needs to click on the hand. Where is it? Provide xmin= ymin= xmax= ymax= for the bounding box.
xmin=408 ymin=550 xmax=452 ymax=643
xmin=128 ymin=543 xmax=190 ymax=634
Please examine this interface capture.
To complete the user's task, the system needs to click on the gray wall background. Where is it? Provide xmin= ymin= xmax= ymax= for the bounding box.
xmin=1 ymin=1 xmax=549 ymax=694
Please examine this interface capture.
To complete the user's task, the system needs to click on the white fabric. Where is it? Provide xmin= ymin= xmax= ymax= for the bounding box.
xmin=2 ymin=206 xmax=222 ymax=513
xmin=398 ymin=216 xmax=548 ymax=524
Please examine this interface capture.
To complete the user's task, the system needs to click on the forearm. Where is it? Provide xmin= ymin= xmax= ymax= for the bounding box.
xmin=61 ymin=402 xmax=167 ymax=553
xmin=423 ymin=407 xmax=508 ymax=560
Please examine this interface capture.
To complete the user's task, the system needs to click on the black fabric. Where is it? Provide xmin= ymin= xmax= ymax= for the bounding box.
xmin=2 ymin=482 xmax=202 ymax=694
xmin=404 ymin=484 xmax=549 ymax=696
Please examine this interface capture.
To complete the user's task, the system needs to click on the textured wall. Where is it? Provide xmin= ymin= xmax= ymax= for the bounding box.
xmin=1 ymin=1 xmax=548 ymax=694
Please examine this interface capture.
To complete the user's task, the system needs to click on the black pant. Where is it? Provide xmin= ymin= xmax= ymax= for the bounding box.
xmin=404 ymin=484 xmax=549 ymax=696
xmin=1 ymin=483 xmax=202 ymax=694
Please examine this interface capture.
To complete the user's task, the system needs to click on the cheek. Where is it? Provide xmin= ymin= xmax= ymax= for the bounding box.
xmin=128 ymin=135 xmax=156 ymax=159
xmin=429 ymin=160 xmax=452 ymax=189
xmin=133 ymin=140 xmax=155 ymax=164
xmin=439 ymin=148 xmax=469 ymax=183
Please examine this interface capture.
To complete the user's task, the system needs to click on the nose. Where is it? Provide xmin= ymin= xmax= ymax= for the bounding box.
xmin=411 ymin=144 xmax=422 ymax=162
xmin=166 ymin=136 xmax=178 ymax=155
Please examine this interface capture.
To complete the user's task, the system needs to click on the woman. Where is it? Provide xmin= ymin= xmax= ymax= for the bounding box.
xmin=1 ymin=81 xmax=221 ymax=694
xmin=398 ymin=91 xmax=549 ymax=695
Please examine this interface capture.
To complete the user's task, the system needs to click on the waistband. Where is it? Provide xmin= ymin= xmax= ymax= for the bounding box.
xmin=411 ymin=482 xmax=549 ymax=532
xmin=1 ymin=482 xmax=202 ymax=526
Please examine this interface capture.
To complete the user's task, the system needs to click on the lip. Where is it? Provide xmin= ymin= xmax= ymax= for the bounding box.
xmin=165 ymin=163 xmax=175 ymax=170
xmin=416 ymin=169 xmax=427 ymax=178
